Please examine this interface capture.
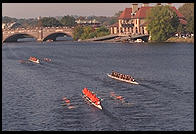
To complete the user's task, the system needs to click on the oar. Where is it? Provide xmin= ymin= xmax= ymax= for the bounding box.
xmin=19 ymin=60 xmax=29 ymax=63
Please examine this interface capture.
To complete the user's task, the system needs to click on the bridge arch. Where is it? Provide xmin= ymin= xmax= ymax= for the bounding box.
xmin=3 ymin=33 xmax=37 ymax=43
xmin=43 ymin=32 xmax=73 ymax=41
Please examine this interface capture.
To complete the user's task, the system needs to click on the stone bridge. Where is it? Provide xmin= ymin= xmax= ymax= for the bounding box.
xmin=2 ymin=27 xmax=74 ymax=42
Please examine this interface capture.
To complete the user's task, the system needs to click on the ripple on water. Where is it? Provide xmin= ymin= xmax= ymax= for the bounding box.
xmin=2 ymin=42 xmax=194 ymax=130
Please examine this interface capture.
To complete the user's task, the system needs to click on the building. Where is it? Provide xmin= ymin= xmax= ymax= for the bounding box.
xmin=75 ymin=18 xmax=101 ymax=27
xmin=110 ymin=3 xmax=187 ymax=36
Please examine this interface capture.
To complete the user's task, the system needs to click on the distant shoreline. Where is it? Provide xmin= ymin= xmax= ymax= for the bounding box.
xmin=166 ymin=37 xmax=194 ymax=43
xmin=78 ymin=38 xmax=194 ymax=44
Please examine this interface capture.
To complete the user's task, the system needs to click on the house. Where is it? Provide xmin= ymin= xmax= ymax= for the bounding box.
xmin=75 ymin=18 xmax=100 ymax=27
xmin=110 ymin=3 xmax=187 ymax=36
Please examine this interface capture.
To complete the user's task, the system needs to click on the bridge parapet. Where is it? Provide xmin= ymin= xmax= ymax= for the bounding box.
xmin=2 ymin=27 xmax=74 ymax=42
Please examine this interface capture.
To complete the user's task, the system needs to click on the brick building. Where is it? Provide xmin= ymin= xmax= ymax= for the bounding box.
xmin=110 ymin=3 xmax=187 ymax=36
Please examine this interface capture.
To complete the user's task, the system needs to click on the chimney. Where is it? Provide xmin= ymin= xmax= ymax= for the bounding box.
xmin=157 ymin=3 xmax=161 ymax=6
xmin=132 ymin=3 xmax=138 ymax=13
xmin=142 ymin=3 xmax=149 ymax=7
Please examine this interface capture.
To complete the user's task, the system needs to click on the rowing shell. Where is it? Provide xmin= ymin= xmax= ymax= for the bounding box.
xmin=107 ymin=74 xmax=139 ymax=85
xmin=28 ymin=59 xmax=40 ymax=64
xmin=82 ymin=93 xmax=102 ymax=110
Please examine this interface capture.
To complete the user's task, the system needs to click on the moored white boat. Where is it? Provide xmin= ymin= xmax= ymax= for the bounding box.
xmin=107 ymin=73 xmax=139 ymax=85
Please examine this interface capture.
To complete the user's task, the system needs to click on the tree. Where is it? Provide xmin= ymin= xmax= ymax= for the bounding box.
xmin=177 ymin=23 xmax=186 ymax=34
xmin=80 ymin=26 xmax=95 ymax=40
xmin=73 ymin=25 xmax=110 ymax=41
xmin=95 ymin=26 xmax=110 ymax=37
xmin=2 ymin=16 xmax=17 ymax=23
xmin=186 ymin=16 xmax=194 ymax=34
xmin=178 ymin=3 xmax=194 ymax=19
xmin=146 ymin=5 xmax=180 ymax=42
xmin=178 ymin=3 xmax=194 ymax=34
xmin=73 ymin=25 xmax=84 ymax=40
xmin=40 ymin=17 xmax=63 ymax=27
xmin=60 ymin=15 xmax=76 ymax=27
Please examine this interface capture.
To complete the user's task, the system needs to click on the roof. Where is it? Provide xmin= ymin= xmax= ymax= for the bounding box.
xmin=179 ymin=19 xmax=187 ymax=25
xmin=134 ymin=6 xmax=185 ymax=19
xmin=119 ymin=8 xmax=132 ymax=19
xmin=134 ymin=6 xmax=152 ymax=19
xmin=169 ymin=7 xmax=184 ymax=18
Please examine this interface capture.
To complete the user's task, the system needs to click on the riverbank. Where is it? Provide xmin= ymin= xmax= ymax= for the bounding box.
xmin=166 ymin=37 xmax=194 ymax=43
xmin=80 ymin=36 xmax=195 ymax=44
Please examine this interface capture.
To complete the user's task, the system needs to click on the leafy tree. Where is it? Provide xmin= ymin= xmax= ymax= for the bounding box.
xmin=178 ymin=3 xmax=194 ymax=33
xmin=80 ymin=26 xmax=95 ymax=40
xmin=178 ymin=3 xmax=194 ymax=19
xmin=73 ymin=25 xmax=110 ymax=41
xmin=146 ymin=5 xmax=180 ymax=42
xmin=177 ymin=23 xmax=186 ymax=34
xmin=73 ymin=25 xmax=84 ymax=40
xmin=2 ymin=16 xmax=17 ymax=23
xmin=186 ymin=16 xmax=194 ymax=33
xmin=95 ymin=26 xmax=110 ymax=37
xmin=60 ymin=15 xmax=76 ymax=27
xmin=40 ymin=17 xmax=63 ymax=27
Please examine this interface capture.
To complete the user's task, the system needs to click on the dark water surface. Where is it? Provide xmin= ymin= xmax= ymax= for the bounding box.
xmin=2 ymin=41 xmax=194 ymax=131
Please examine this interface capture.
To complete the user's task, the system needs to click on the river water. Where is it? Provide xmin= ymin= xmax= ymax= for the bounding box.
xmin=2 ymin=41 xmax=194 ymax=131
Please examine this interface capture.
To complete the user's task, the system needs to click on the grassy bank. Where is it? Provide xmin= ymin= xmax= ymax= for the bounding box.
xmin=166 ymin=37 xmax=194 ymax=43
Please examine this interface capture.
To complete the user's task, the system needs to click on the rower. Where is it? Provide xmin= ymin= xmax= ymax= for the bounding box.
xmin=111 ymin=71 xmax=115 ymax=76
xmin=127 ymin=75 xmax=131 ymax=80
xmin=123 ymin=74 xmax=125 ymax=79
xmin=92 ymin=94 xmax=97 ymax=101
xmin=120 ymin=74 xmax=123 ymax=79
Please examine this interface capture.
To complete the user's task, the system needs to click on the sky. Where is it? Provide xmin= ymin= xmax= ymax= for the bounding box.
xmin=2 ymin=3 xmax=185 ymax=19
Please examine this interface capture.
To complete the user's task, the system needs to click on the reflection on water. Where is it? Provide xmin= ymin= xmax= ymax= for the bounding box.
xmin=17 ymin=36 xmax=73 ymax=42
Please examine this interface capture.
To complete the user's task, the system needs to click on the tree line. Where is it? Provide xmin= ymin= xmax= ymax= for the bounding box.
xmin=2 ymin=12 xmax=122 ymax=28
xmin=73 ymin=25 xmax=110 ymax=41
